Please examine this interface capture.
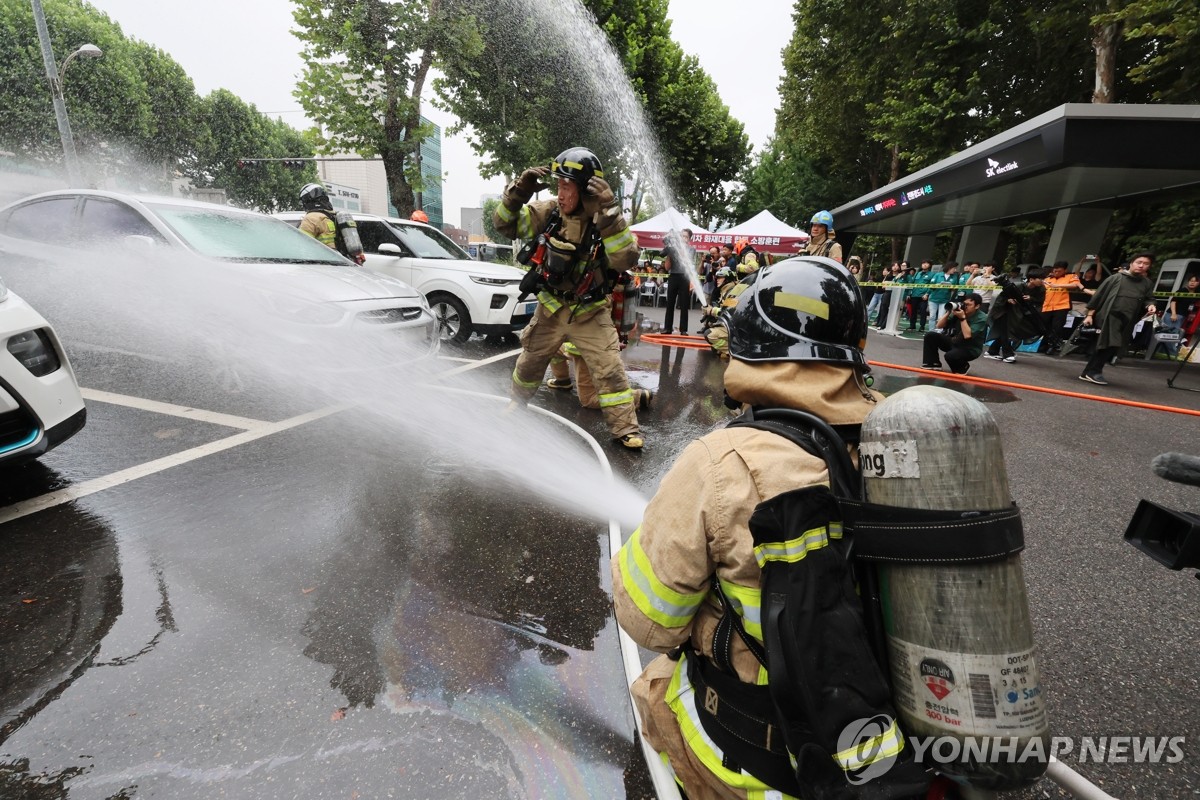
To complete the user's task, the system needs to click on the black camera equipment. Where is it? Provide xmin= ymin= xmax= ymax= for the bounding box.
xmin=1124 ymin=452 xmax=1200 ymax=574
xmin=1167 ymin=338 xmax=1200 ymax=393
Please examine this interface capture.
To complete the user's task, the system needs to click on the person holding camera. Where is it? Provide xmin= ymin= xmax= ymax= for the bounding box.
xmin=921 ymin=293 xmax=988 ymax=374
xmin=494 ymin=147 xmax=646 ymax=448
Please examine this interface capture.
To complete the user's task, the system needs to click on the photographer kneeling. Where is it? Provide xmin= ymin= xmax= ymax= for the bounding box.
xmin=921 ymin=293 xmax=987 ymax=374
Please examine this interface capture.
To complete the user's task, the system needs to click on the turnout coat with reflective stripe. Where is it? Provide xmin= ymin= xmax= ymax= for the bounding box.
xmin=494 ymin=177 xmax=637 ymax=313
xmin=613 ymin=426 xmax=832 ymax=799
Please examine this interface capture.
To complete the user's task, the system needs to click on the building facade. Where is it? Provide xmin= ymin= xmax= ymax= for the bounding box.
xmin=316 ymin=115 xmax=442 ymax=225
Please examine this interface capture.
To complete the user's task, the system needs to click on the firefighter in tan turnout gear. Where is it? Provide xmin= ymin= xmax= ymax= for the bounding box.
xmin=613 ymin=258 xmax=931 ymax=799
xmin=494 ymin=147 xmax=645 ymax=448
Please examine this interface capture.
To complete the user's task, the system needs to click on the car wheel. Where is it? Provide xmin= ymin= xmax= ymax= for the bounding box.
xmin=429 ymin=294 xmax=472 ymax=343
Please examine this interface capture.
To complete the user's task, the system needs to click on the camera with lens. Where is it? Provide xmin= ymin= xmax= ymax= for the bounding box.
xmin=1125 ymin=453 xmax=1200 ymax=574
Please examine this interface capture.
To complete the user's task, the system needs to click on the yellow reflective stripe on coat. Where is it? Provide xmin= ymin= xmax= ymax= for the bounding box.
xmin=666 ymin=652 xmax=801 ymax=800
xmin=319 ymin=218 xmax=336 ymax=247
xmin=832 ymin=718 xmax=904 ymax=771
xmin=496 ymin=202 xmax=517 ymax=223
xmin=563 ymin=341 xmax=582 ymax=357
xmin=618 ymin=527 xmax=706 ymax=628
xmin=536 ymin=290 xmax=606 ymax=317
xmin=516 ymin=206 xmax=535 ymax=240
xmin=717 ymin=578 xmax=763 ymax=642
xmin=602 ymin=228 xmax=635 ymax=255
xmin=753 ymin=522 xmax=843 ymax=568
xmin=512 ymin=367 xmax=542 ymax=390
xmin=599 ymin=388 xmax=633 ymax=408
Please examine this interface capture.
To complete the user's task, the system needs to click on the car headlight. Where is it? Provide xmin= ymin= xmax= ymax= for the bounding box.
xmin=470 ymin=275 xmax=521 ymax=287
xmin=7 ymin=329 xmax=61 ymax=376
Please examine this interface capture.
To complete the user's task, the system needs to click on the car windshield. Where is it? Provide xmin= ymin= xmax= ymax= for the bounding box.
xmin=393 ymin=223 xmax=472 ymax=260
xmin=147 ymin=204 xmax=350 ymax=264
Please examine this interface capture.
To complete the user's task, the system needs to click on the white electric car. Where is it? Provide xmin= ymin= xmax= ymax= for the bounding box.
xmin=276 ymin=212 xmax=534 ymax=343
xmin=0 ymin=277 xmax=86 ymax=467
xmin=0 ymin=191 xmax=441 ymax=386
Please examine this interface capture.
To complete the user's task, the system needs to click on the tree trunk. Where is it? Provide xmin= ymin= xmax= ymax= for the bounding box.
xmin=1092 ymin=1 xmax=1123 ymax=104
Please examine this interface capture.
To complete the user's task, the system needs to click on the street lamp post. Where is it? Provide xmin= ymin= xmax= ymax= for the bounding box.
xmin=30 ymin=0 xmax=102 ymax=187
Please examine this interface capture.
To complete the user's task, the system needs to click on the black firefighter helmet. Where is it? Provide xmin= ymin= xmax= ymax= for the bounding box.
xmin=300 ymin=182 xmax=333 ymax=211
xmin=551 ymin=147 xmax=604 ymax=188
xmin=726 ymin=256 xmax=868 ymax=369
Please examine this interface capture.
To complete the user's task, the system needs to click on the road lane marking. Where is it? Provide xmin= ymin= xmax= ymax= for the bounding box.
xmin=433 ymin=347 xmax=522 ymax=379
xmin=2 ymin=348 xmax=525 ymax=523
xmin=80 ymin=388 xmax=271 ymax=430
xmin=0 ymin=405 xmax=344 ymax=525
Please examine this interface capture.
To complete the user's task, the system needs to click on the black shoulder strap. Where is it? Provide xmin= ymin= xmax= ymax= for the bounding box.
xmin=709 ymin=407 xmax=863 ymax=675
xmin=544 ymin=205 xmax=561 ymax=236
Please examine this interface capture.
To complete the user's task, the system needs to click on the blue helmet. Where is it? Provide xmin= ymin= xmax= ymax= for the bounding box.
xmin=810 ymin=210 xmax=834 ymax=230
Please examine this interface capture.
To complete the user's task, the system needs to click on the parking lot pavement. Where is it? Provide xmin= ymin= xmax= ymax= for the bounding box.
xmin=4 ymin=326 xmax=1200 ymax=799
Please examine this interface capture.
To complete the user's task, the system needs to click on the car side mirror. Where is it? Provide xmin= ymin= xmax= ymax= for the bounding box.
xmin=378 ymin=243 xmax=403 ymax=256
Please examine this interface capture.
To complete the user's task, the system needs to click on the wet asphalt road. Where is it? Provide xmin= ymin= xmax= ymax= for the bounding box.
xmin=4 ymin=303 xmax=1200 ymax=799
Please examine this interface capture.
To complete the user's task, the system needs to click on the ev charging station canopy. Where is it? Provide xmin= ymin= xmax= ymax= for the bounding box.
xmin=833 ymin=104 xmax=1200 ymax=263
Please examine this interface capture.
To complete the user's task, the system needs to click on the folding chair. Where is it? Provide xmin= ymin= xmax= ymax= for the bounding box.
xmin=639 ymin=283 xmax=657 ymax=307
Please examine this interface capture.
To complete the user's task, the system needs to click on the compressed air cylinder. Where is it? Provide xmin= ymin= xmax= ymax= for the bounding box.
xmin=859 ymin=385 xmax=1049 ymax=790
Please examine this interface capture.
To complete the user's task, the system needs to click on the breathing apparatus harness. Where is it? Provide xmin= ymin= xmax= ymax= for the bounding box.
xmin=516 ymin=206 xmax=611 ymax=312
xmin=672 ymin=407 xmax=932 ymax=798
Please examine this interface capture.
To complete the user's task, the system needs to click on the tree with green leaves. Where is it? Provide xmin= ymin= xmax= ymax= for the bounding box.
xmin=433 ymin=0 xmax=748 ymax=224
xmin=292 ymin=0 xmax=481 ymax=217
xmin=184 ymin=90 xmax=317 ymax=212
xmin=0 ymin=0 xmax=311 ymax=208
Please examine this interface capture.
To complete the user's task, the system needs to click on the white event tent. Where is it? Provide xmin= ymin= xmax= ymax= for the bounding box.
xmin=717 ymin=210 xmax=810 ymax=255
xmin=628 ymin=207 xmax=708 ymax=250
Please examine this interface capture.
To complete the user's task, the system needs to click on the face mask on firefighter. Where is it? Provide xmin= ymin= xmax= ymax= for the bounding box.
xmin=544 ymin=237 xmax=579 ymax=280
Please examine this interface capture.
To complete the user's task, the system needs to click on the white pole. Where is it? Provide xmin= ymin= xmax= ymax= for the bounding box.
xmin=30 ymin=0 xmax=81 ymax=186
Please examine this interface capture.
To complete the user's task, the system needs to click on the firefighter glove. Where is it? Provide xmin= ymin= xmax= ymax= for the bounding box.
xmin=517 ymin=166 xmax=551 ymax=194
xmin=588 ymin=176 xmax=616 ymax=208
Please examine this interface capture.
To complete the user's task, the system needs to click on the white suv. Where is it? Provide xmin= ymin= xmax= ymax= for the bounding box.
xmin=277 ymin=212 xmax=534 ymax=343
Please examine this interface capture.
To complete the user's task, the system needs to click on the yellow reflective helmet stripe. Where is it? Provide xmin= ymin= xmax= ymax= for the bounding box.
xmin=774 ymin=292 xmax=830 ymax=320
xmin=753 ymin=523 xmax=842 ymax=567
xmin=599 ymin=388 xmax=633 ymax=408
xmin=832 ymin=718 xmax=905 ymax=771
xmin=666 ymin=652 xmax=802 ymax=799
xmin=618 ymin=527 xmax=706 ymax=628
xmin=554 ymin=160 xmax=605 ymax=179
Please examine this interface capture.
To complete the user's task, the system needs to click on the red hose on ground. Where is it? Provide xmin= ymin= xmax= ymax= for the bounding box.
xmin=634 ymin=336 xmax=1200 ymax=416
xmin=870 ymin=360 xmax=1200 ymax=417
xmin=639 ymin=332 xmax=710 ymax=349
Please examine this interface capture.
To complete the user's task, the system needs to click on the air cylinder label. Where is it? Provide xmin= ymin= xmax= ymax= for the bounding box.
xmin=888 ymin=637 xmax=1046 ymax=738
xmin=859 ymin=440 xmax=920 ymax=479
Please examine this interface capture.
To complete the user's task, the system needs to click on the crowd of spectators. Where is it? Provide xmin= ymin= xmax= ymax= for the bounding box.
xmin=856 ymin=254 xmax=1197 ymax=382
